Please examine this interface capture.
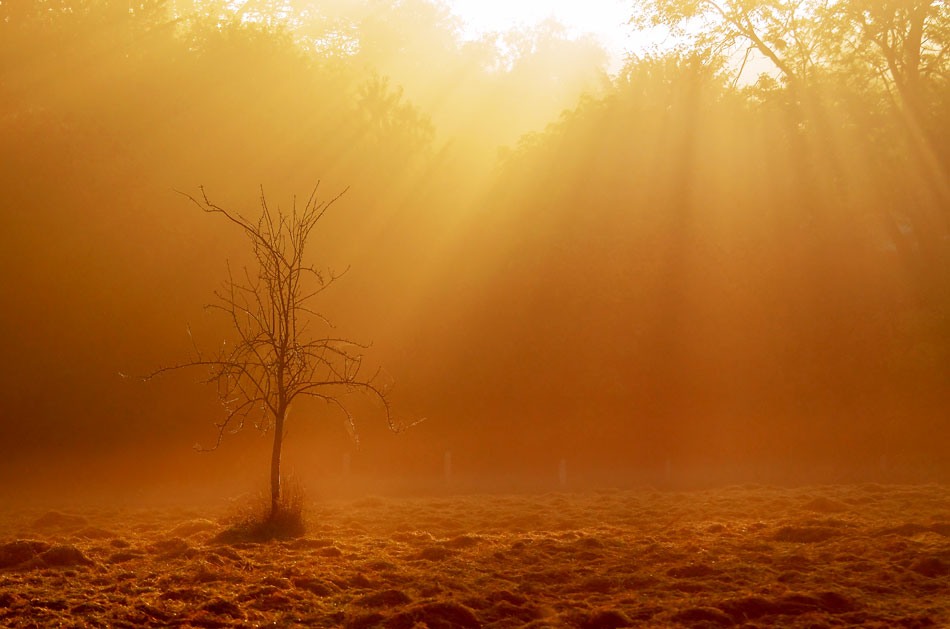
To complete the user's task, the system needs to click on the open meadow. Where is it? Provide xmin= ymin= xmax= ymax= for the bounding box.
xmin=4 ymin=2 xmax=950 ymax=627
xmin=1 ymin=484 xmax=947 ymax=628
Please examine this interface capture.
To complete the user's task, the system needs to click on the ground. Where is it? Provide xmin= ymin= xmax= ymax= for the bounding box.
xmin=1 ymin=484 xmax=948 ymax=628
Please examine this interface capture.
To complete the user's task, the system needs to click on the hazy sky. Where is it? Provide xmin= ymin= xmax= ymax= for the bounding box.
xmin=445 ymin=0 xmax=651 ymax=67
xmin=2 ymin=0 xmax=947 ymax=500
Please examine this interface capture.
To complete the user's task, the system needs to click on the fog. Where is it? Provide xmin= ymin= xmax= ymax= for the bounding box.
xmin=2 ymin=0 xmax=948 ymax=508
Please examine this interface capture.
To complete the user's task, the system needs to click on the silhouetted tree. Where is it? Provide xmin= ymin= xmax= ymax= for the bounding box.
xmin=149 ymin=185 xmax=406 ymax=519
xmin=822 ymin=0 xmax=948 ymax=118
xmin=630 ymin=0 xmax=819 ymax=85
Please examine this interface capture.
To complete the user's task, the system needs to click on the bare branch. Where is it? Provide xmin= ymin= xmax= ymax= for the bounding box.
xmin=146 ymin=185 xmax=413 ymax=515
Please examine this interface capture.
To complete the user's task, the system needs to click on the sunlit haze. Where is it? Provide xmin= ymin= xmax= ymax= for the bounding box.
xmin=1 ymin=0 xmax=948 ymax=624
xmin=447 ymin=0 xmax=644 ymax=66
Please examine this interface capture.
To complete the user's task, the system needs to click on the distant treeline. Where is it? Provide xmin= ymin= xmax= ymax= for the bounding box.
xmin=1 ymin=0 xmax=947 ymax=483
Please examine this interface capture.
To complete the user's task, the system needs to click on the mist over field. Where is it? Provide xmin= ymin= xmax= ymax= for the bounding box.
xmin=1 ymin=1 xmax=949 ymax=627
xmin=2 ymin=0 xmax=948 ymax=504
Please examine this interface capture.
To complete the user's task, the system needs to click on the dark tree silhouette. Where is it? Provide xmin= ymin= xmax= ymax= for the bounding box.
xmin=148 ymin=184 xmax=407 ymax=519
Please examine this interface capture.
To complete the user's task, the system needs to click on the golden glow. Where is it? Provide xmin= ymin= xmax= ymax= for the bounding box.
xmin=0 ymin=0 xmax=947 ymax=502
xmin=447 ymin=0 xmax=648 ymax=67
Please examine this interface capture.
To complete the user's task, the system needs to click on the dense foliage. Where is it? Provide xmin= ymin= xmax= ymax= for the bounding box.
xmin=1 ymin=0 xmax=947 ymax=486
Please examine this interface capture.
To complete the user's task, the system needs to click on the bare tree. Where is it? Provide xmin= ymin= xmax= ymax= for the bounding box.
xmin=147 ymin=184 xmax=409 ymax=519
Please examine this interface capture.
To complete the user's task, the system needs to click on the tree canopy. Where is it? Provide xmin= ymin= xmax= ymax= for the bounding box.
xmin=1 ymin=0 xmax=948 ymax=488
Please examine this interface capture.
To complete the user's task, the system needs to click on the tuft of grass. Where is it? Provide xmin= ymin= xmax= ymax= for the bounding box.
xmin=214 ymin=478 xmax=307 ymax=543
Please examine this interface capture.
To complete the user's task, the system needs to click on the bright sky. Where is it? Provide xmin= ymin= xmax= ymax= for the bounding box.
xmin=445 ymin=0 xmax=653 ymax=69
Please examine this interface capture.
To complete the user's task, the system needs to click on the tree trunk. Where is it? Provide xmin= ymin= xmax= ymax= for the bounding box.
xmin=270 ymin=407 xmax=285 ymax=519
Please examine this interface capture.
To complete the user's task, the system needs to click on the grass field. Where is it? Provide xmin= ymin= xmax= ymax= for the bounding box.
xmin=1 ymin=484 xmax=948 ymax=627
